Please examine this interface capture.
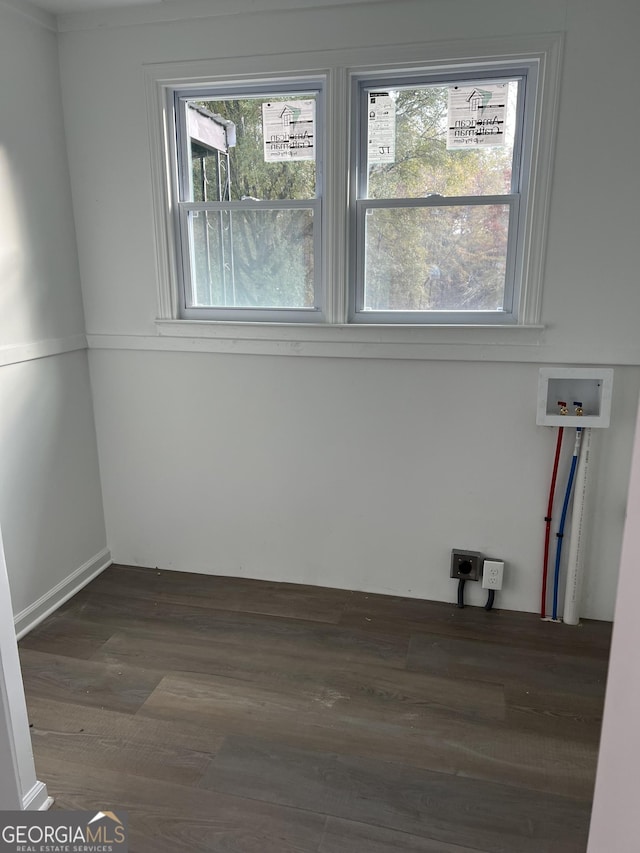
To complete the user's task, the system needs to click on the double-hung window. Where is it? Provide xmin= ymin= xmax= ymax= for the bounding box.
xmin=155 ymin=40 xmax=559 ymax=330
xmin=174 ymin=79 xmax=324 ymax=322
xmin=351 ymin=67 xmax=532 ymax=324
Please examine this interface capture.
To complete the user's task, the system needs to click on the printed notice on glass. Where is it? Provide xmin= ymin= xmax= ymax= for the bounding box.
xmin=262 ymin=100 xmax=315 ymax=162
xmin=447 ymin=83 xmax=507 ymax=149
xmin=368 ymin=92 xmax=396 ymax=163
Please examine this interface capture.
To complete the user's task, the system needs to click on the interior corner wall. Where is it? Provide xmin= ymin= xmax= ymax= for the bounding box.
xmin=0 ymin=1 xmax=107 ymax=622
xmin=59 ymin=0 xmax=640 ymax=621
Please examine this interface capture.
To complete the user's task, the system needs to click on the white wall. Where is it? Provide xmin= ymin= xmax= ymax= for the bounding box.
xmin=88 ymin=351 xmax=639 ymax=618
xmin=0 ymin=0 xmax=107 ymax=622
xmin=588 ymin=398 xmax=640 ymax=852
xmin=58 ymin=0 xmax=640 ymax=619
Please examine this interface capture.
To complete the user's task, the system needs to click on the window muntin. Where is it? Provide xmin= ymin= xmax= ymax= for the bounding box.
xmin=175 ymin=83 xmax=323 ymax=321
xmin=351 ymin=70 xmax=529 ymax=324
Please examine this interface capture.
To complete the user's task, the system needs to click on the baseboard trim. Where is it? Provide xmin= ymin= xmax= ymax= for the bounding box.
xmin=14 ymin=548 xmax=112 ymax=640
xmin=22 ymin=780 xmax=52 ymax=811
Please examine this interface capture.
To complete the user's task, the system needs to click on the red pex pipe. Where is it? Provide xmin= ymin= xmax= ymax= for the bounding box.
xmin=541 ymin=426 xmax=564 ymax=618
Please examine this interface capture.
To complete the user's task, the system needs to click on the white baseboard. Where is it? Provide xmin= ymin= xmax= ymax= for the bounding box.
xmin=22 ymin=780 xmax=52 ymax=811
xmin=14 ymin=548 xmax=112 ymax=640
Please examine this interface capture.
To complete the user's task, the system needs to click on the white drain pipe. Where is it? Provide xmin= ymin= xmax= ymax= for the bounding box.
xmin=563 ymin=427 xmax=593 ymax=625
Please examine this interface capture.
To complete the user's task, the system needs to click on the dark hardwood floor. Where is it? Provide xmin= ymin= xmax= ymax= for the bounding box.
xmin=19 ymin=565 xmax=612 ymax=853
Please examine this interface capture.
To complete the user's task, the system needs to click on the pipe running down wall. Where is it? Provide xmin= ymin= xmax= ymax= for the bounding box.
xmin=563 ymin=427 xmax=592 ymax=625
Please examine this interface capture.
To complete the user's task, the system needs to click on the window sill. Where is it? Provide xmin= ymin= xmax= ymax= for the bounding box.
xmin=148 ymin=318 xmax=546 ymax=361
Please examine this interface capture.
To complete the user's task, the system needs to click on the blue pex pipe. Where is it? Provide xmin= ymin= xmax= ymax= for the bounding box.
xmin=552 ymin=429 xmax=582 ymax=620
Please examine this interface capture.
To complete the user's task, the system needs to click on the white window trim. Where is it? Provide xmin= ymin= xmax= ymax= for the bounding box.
xmin=144 ymin=34 xmax=562 ymax=350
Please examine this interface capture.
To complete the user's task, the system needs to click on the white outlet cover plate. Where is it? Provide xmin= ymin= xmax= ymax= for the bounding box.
xmin=482 ymin=559 xmax=504 ymax=589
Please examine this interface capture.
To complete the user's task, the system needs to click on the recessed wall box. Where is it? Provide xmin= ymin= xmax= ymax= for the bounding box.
xmin=450 ymin=549 xmax=483 ymax=581
xmin=536 ymin=367 xmax=613 ymax=428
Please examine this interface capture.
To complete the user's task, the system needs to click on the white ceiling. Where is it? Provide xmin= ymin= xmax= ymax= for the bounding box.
xmin=25 ymin=0 xmax=162 ymax=14
xmin=12 ymin=0 xmax=381 ymax=22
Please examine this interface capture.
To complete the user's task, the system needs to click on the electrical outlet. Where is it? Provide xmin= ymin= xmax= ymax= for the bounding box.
xmin=450 ymin=550 xmax=482 ymax=581
xmin=482 ymin=560 xmax=504 ymax=590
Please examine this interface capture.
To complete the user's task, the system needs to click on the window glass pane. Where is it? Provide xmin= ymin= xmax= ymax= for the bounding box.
xmin=365 ymin=80 xmax=518 ymax=199
xmin=187 ymin=208 xmax=315 ymax=309
xmin=186 ymin=94 xmax=317 ymax=202
xmin=363 ymin=204 xmax=510 ymax=311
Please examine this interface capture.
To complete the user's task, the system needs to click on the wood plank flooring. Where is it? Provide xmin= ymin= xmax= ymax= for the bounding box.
xmin=19 ymin=565 xmax=612 ymax=853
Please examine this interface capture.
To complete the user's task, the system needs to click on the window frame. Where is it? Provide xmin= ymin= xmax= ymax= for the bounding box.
xmin=146 ymin=35 xmax=562 ymax=339
xmin=349 ymin=64 xmax=536 ymax=325
xmin=172 ymin=76 xmax=327 ymax=323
